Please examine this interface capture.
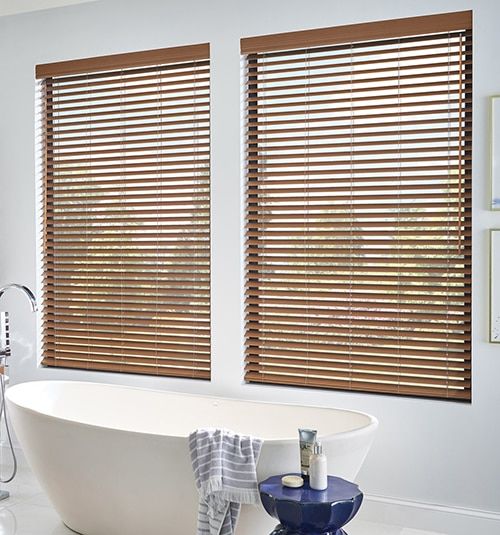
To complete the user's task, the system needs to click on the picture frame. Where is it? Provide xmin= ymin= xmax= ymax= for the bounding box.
xmin=490 ymin=229 xmax=500 ymax=343
xmin=490 ymin=96 xmax=500 ymax=210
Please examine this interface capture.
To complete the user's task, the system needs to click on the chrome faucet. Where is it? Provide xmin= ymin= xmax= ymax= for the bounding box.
xmin=0 ymin=284 xmax=38 ymax=312
xmin=0 ymin=284 xmax=38 ymax=359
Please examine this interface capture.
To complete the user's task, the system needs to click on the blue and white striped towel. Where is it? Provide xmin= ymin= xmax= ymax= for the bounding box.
xmin=189 ymin=428 xmax=263 ymax=535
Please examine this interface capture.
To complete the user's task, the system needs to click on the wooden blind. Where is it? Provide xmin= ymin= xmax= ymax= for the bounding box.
xmin=38 ymin=44 xmax=211 ymax=379
xmin=242 ymin=12 xmax=472 ymax=400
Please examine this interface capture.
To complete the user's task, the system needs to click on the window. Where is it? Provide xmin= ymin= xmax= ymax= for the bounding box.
xmin=242 ymin=12 xmax=472 ymax=400
xmin=38 ymin=44 xmax=211 ymax=379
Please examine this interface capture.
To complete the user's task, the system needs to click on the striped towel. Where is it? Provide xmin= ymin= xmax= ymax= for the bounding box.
xmin=189 ymin=428 xmax=263 ymax=535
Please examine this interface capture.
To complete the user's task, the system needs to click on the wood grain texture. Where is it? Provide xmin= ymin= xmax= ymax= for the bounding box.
xmin=241 ymin=11 xmax=472 ymax=53
xmin=36 ymin=43 xmax=210 ymax=78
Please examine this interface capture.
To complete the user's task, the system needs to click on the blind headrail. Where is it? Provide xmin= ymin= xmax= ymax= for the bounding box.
xmin=36 ymin=43 xmax=210 ymax=79
xmin=240 ymin=11 xmax=472 ymax=54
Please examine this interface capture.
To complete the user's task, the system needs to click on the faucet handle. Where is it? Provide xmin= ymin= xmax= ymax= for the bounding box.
xmin=0 ymin=312 xmax=11 ymax=358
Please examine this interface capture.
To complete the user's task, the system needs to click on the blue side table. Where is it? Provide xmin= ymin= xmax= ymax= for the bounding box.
xmin=259 ymin=474 xmax=363 ymax=535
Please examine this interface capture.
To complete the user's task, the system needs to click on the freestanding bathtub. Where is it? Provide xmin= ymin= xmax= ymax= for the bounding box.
xmin=6 ymin=380 xmax=378 ymax=535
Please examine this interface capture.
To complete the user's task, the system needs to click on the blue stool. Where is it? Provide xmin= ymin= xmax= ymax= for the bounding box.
xmin=259 ymin=474 xmax=363 ymax=535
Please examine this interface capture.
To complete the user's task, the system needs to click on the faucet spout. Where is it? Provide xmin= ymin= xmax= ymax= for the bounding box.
xmin=0 ymin=284 xmax=38 ymax=312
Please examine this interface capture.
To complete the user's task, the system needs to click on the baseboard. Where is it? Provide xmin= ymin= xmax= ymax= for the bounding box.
xmin=366 ymin=493 xmax=500 ymax=521
xmin=362 ymin=493 xmax=500 ymax=534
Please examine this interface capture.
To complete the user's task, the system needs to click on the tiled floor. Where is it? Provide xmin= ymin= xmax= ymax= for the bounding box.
xmin=0 ymin=458 xmax=72 ymax=534
xmin=0 ymin=454 xmax=484 ymax=535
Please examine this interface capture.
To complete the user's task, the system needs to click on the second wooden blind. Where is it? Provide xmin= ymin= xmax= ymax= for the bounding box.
xmin=243 ymin=13 xmax=472 ymax=400
xmin=39 ymin=44 xmax=211 ymax=379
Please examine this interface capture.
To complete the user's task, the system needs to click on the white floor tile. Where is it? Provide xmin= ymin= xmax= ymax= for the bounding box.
xmin=0 ymin=468 xmax=43 ymax=507
xmin=0 ymin=503 xmax=74 ymax=535
xmin=349 ymin=517 xmax=449 ymax=535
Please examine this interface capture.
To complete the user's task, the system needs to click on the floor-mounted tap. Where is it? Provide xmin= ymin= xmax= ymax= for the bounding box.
xmin=0 ymin=283 xmax=38 ymax=499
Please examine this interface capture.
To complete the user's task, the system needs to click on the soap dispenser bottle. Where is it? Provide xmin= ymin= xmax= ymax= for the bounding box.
xmin=309 ymin=441 xmax=328 ymax=491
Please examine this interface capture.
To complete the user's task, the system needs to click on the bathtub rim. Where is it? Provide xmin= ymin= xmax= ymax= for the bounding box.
xmin=6 ymin=379 xmax=378 ymax=444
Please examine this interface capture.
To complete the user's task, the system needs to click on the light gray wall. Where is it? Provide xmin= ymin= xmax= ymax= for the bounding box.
xmin=0 ymin=0 xmax=498 ymax=513
xmin=0 ymin=0 xmax=98 ymax=17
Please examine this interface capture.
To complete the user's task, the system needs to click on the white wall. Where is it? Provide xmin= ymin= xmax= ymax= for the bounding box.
xmin=0 ymin=0 xmax=498 ymax=515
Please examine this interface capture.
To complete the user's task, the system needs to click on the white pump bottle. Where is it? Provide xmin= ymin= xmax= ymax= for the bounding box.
xmin=309 ymin=441 xmax=328 ymax=491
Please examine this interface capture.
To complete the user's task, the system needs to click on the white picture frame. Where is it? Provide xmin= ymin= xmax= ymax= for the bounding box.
xmin=490 ymin=96 xmax=500 ymax=210
xmin=490 ymin=230 xmax=500 ymax=342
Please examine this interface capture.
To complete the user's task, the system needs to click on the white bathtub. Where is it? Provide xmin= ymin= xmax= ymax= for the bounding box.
xmin=6 ymin=380 xmax=377 ymax=535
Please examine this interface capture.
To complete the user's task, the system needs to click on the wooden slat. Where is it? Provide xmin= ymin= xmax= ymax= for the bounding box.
xmin=251 ymin=52 xmax=468 ymax=77
xmin=48 ymin=87 xmax=210 ymax=109
xmin=48 ymin=65 xmax=211 ymax=88
xmin=249 ymin=69 xmax=471 ymax=95
xmin=47 ymin=81 xmax=210 ymax=101
xmin=246 ymin=330 xmax=469 ymax=350
xmin=245 ymin=364 xmax=470 ymax=389
xmin=43 ymin=315 xmax=203 ymax=330
xmin=246 ymin=320 xmax=469 ymax=338
xmin=246 ymin=307 xmax=467 ymax=324
xmin=41 ymin=356 xmax=210 ymax=380
xmin=244 ymin=372 xmax=469 ymax=400
xmin=252 ymin=35 xmax=468 ymax=68
xmin=42 ymin=312 xmax=210 ymax=328
xmin=47 ymin=125 xmax=209 ymax=139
